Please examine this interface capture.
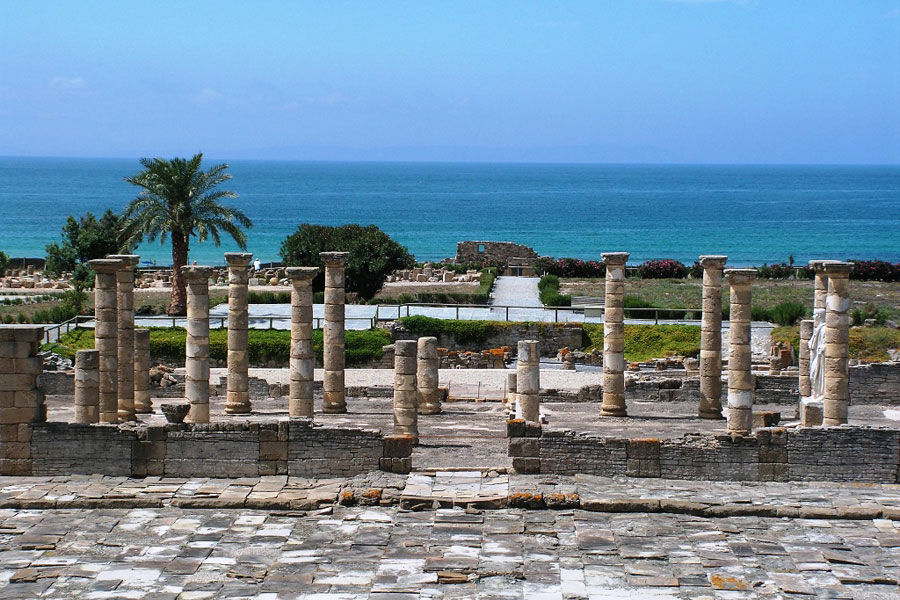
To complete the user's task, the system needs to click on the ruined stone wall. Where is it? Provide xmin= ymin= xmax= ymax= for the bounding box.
xmin=455 ymin=241 xmax=539 ymax=264
xmin=27 ymin=420 xmax=412 ymax=478
xmin=509 ymin=421 xmax=900 ymax=483
xmin=849 ymin=362 xmax=900 ymax=404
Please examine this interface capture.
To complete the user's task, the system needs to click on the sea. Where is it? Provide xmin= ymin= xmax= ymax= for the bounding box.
xmin=0 ymin=157 xmax=898 ymax=267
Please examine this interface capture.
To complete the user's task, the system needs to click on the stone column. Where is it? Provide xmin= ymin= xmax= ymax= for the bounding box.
xmin=320 ymin=252 xmax=349 ymax=414
xmin=417 ymin=336 xmax=441 ymax=415
xmin=89 ymin=258 xmax=123 ymax=423
xmin=286 ymin=267 xmax=318 ymax=418
xmin=601 ymin=252 xmax=629 ymax=417
xmin=183 ymin=266 xmax=213 ymax=423
xmin=725 ymin=269 xmax=756 ymax=434
xmin=392 ymin=340 xmax=418 ymax=439
xmin=506 ymin=371 xmax=517 ymax=414
xmin=823 ymin=262 xmax=852 ymax=425
xmin=133 ymin=329 xmax=152 ymax=413
xmin=698 ymin=255 xmax=727 ymax=419
xmin=516 ymin=340 xmax=540 ymax=422
xmin=109 ymin=254 xmax=139 ymax=422
xmin=224 ymin=252 xmax=253 ymax=414
xmin=810 ymin=260 xmax=830 ymax=314
xmin=0 ymin=325 xmax=45 ymax=475
xmin=74 ymin=349 xmax=99 ymax=423
xmin=798 ymin=319 xmax=813 ymax=398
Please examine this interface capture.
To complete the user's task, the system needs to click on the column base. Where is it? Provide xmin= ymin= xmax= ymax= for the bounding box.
xmin=698 ymin=410 xmax=725 ymax=420
xmin=322 ymin=406 xmax=347 ymax=414
xmin=600 ymin=407 xmax=627 ymax=417
xmin=225 ymin=405 xmax=252 ymax=415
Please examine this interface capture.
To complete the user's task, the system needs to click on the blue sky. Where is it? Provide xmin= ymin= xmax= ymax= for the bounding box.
xmin=1 ymin=1 xmax=898 ymax=163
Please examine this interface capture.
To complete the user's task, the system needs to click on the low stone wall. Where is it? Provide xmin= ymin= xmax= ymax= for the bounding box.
xmin=508 ymin=420 xmax=900 ymax=483
xmin=27 ymin=420 xmax=413 ymax=478
xmin=850 ymin=362 xmax=900 ymax=404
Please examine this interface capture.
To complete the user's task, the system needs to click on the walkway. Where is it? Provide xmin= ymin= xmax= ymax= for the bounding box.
xmin=489 ymin=276 xmax=542 ymax=307
xmin=2 ymin=474 xmax=899 ymax=598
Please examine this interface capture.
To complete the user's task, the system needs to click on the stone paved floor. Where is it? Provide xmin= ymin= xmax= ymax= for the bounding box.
xmin=2 ymin=504 xmax=899 ymax=599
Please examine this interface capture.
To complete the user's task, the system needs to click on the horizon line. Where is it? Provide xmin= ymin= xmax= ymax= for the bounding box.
xmin=1 ymin=154 xmax=898 ymax=168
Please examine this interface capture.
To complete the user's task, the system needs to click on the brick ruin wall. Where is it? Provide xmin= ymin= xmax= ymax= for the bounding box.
xmin=509 ymin=420 xmax=900 ymax=484
xmin=455 ymin=241 xmax=539 ymax=264
xmin=391 ymin=322 xmax=583 ymax=356
xmin=26 ymin=420 xmax=413 ymax=478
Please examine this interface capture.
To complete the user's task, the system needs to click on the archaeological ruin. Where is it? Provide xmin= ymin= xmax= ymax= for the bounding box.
xmin=1 ymin=250 xmax=898 ymax=490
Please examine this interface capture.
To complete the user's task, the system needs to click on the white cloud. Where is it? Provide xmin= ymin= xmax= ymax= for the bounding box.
xmin=50 ymin=76 xmax=85 ymax=90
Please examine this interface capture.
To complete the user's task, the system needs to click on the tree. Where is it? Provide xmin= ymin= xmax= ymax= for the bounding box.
xmin=0 ymin=250 xmax=8 ymax=273
xmin=280 ymin=224 xmax=415 ymax=299
xmin=122 ymin=153 xmax=251 ymax=315
xmin=44 ymin=210 xmax=131 ymax=275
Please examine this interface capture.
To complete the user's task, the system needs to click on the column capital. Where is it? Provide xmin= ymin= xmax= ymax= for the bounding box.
xmin=108 ymin=254 xmax=140 ymax=268
xmin=182 ymin=265 xmax=214 ymax=282
xmin=320 ymin=251 xmax=350 ymax=266
xmin=809 ymin=259 xmax=840 ymax=272
xmin=822 ymin=261 xmax=853 ymax=277
xmin=601 ymin=252 xmax=629 ymax=265
xmin=724 ymin=268 xmax=757 ymax=286
xmin=89 ymin=258 xmax=124 ymax=273
xmin=285 ymin=266 xmax=320 ymax=282
xmin=699 ymin=255 xmax=728 ymax=268
xmin=224 ymin=252 xmax=253 ymax=267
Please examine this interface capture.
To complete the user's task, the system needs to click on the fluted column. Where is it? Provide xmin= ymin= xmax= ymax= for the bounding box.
xmin=134 ymin=329 xmax=152 ymax=413
xmin=183 ymin=266 xmax=213 ymax=423
xmin=286 ymin=266 xmax=318 ymax=418
xmin=392 ymin=340 xmax=418 ymax=439
xmin=109 ymin=254 xmax=139 ymax=422
xmin=698 ymin=255 xmax=727 ymax=419
xmin=601 ymin=252 xmax=629 ymax=417
xmin=225 ymin=252 xmax=253 ymax=414
xmin=417 ymin=336 xmax=441 ymax=415
xmin=74 ymin=349 xmax=99 ymax=424
xmin=798 ymin=319 xmax=813 ymax=398
xmin=89 ymin=258 xmax=123 ymax=423
xmin=725 ymin=269 xmax=756 ymax=434
xmin=320 ymin=251 xmax=349 ymax=414
xmin=516 ymin=340 xmax=540 ymax=422
xmin=823 ymin=262 xmax=852 ymax=425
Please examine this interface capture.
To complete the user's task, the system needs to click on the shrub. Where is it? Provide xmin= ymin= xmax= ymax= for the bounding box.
xmin=622 ymin=295 xmax=686 ymax=319
xmin=46 ymin=327 xmax=390 ymax=367
xmin=248 ymin=291 xmax=291 ymax=304
xmin=847 ymin=260 xmax=899 ymax=282
xmin=756 ymin=263 xmax=793 ymax=279
xmin=688 ymin=261 xmax=703 ymax=279
xmin=0 ymin=250 xmax=8 ymax=273
xmin=398 ymin=315 xmax=500 ymax=346
xmin=851 ymin=303 xmax=891 ymax=326
xmin=536 ymin=257 xmax=605 ymax=278
xmin=637 ymin=259 xmax=688 ymax=279
xmin=280 ymin=223 xmax=415 ymax=299
xmin=537 ymin=274 xmax=571 ymax=306
xmin=750 ymin=301 xmax=809 ymax=326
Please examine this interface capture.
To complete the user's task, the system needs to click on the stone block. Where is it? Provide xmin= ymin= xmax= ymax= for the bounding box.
xmin=752 ymin=411 xmax=781 ymax=428
xmin=508 ymin=437 xmax=540 ymax=457
xmin=383 ymin=434 xmax=414 ymax=458
xmin=506 ymin=419 xmax=525 ymax=438
xmin=512 ymin=457 xmax=541 ymax=474
xmin=800 ymin=399 xmax=824 ymax=426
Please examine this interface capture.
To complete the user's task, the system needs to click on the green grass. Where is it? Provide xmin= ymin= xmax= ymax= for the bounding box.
xmin=772 ymin=325 xmax=900 ymax=363
xmin=582 ymin=323 xmax=701 ymax=363
xmin=398 ymin=315 xmax=504 ymax=345
xmin=45 ymin=327 xmax=391 ymax=367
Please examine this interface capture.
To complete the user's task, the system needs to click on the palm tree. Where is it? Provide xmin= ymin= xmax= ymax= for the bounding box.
xmin=122 ymin=153 xmax=252 ymax=315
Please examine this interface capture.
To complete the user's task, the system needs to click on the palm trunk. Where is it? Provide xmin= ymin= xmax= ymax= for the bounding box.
xmin=168 ymin=231 xmax=189 ymax=316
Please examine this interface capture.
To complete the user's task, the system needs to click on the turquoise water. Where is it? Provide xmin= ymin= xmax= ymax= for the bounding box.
xmin=0 ymin=157 xmax=897 ymax=266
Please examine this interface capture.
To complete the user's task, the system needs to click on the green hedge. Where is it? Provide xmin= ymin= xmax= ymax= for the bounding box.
xmin=45 ymin=327 xmax=391 ymax=366
xmin=538 ymin=274 xmax=572 ymax=307
xmin=398 ymin=315 xmax=505 ymax=345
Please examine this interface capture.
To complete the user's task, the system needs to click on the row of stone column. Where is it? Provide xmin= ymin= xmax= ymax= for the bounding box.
xmin=391 ymin=336 xmax=442 ymax=441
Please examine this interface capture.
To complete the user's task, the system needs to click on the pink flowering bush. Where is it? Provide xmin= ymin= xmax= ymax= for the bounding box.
xmin=638 ymin=259 xmax=688 ymax=279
